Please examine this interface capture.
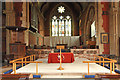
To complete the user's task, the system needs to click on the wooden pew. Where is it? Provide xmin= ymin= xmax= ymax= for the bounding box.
xmin=98 ymin=74 xmax=120 ymax=78
xmin=1 ymin=74 xmax=33 ymax=80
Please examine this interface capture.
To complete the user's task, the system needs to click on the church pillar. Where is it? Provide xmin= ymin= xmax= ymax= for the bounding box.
xmin=14 ymin=2 xmax=29 ymax=45
xmin=95 ymin=2 xmax=99 ymax=45
xmin=119 ymin=1 xmax=120 ymax=56
xmin=101 ymin=2 xmax=110 ymax=54
xmin=4 ymin=2 xmax=15 ymax=54
xmin=109 ymin=2 xmax=120 ymax=56
xmin=97 ymin=2 xmax=104 ymax=54
xmin=13 ymin=2 xmax=23 ymax=43
xmin=112 ymin=2 xmax=119 ymax=56
xmin=20 ymin=2 xmax=29 ymax=46
xmin=26 ymin=2 xmax=30 ymax=46
xmin=97 ymin=2 xmax=110 ymax=54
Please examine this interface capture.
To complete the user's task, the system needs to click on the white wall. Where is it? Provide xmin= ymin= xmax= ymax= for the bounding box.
xmin=44 ymin=36 xmax=80 ymax=47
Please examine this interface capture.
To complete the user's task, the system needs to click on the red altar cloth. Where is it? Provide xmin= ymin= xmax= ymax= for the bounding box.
xmin=48 ymin=53 xmax=74 ymax=63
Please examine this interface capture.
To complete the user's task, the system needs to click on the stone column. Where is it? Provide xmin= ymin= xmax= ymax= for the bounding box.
xmin=109 ymin=2 xmax=115 ymax=55
xmin=4 ymin=2 xmax=15 ymax=55
xmin=97 ymin=2 xmax=104 ymax=54
xmin=21 ymin=2 xmax=27 ymax=27
xmin=26 ymin=2 xmax=30 ymax=46
xmin=97 ymin=2 xmax=110 ymax=54
xmin=101 ymin=2 xmax=110 ymax=54
xmin=95 ymin=2 xmax=99 ymax=45
xmin=20 ymin=2 xmax=29 ymax=46
xmin=109 ymin=2 xmax=119 ymax=56
xmin=113 ymin=2 xmax=119 ymax=56
xmin=119 ymin=1 xmax=120 ymax=56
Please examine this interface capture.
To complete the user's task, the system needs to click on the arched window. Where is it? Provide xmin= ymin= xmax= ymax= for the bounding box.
xmin=91 ymin=21 xmax=96 ymax=37
xmin=51 ymin=6 xmax=72 ymax=36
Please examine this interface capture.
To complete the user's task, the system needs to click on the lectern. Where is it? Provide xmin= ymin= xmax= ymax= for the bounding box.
xmin=56 ymin=44 xmax=67 ymax=49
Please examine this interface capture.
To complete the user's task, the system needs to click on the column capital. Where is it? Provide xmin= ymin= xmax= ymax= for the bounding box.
xmin=112 ymin=7 xmax=119 ymax=14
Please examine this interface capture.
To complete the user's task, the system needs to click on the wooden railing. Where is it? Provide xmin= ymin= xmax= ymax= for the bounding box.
xmin=10 ymin=55 xmax=43 ymax=75
xmin=27 ymin=49 xmax=54 ymax=58
xmin=10 ymin=55 xmax=36 ymax=66
xmin=71 ymin=49 xmax=99 ymax=54
xmin=83 ymin=55 xmax=117 ymax=75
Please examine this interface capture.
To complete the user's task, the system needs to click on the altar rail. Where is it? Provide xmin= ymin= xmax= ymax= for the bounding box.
xmin=71 ymin=49 xmax=99 ymax=54
xmin=83 ymin=55 xmax=117 ymax=75
xmin=10 ymin=55 xmax=36 ymax=65
xmin=27 ymin=49 xmax=54 ymax=58
xmin=10 ymin=55 xmax=43 ymax=75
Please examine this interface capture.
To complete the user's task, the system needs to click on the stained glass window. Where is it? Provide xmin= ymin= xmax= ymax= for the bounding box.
xmin=91 ymin=21 xmax=96 ymax=37
xmin=65 ymin=19 xmax=68 ymax=36
xmin=68 ymin=19 xmax=71 ymax=36
xmin=51 ymin=6 xmax=71 ymax=36
xmin=61 ymin=20 xmax=64 ymax=36
xmin=58 ymin=6 xmax=65 ymax=13
xmin=52 ymin=19 xmax=55 ymax=36
xmin=52 ymin=16 xmax=71 ymax=36
xmin=55 ymin=20 xmax=58 ymax=36
xmin=59 ymin=19 xmax=61 ymax=36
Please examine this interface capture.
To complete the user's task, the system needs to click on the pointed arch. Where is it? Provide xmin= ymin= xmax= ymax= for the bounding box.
xmin=49 ymin=3 xmax=73 ymax=36
xmin=84 ymin=4 xmax=95 ymax=42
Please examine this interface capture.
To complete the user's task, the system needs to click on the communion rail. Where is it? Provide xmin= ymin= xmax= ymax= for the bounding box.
xmin=83 ymin=55 xmax=117 ymax=75
xmin=10 ymin=55 xmax=43 ymax=75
